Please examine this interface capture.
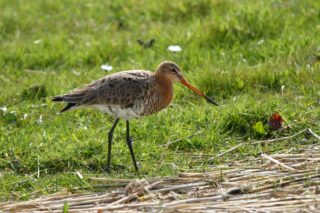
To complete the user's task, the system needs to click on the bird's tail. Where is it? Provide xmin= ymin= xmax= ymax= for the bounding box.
xmin=52 ymin=86 xmax=93 ymax=113
xmin=52 ymin=95 xmax=79 ymax=113
xmin=52 ymin=96 xmax=64 ymax=102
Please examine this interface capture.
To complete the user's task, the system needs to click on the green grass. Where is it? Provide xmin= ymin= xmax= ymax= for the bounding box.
xmin=0 ymin=0 xmax=320 ymax=201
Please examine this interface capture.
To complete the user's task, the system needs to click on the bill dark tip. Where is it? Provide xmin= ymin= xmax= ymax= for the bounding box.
xmin=205 ymin=96 xmax=219 ymax=106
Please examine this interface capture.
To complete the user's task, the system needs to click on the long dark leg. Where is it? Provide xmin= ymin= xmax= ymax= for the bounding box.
xmin=106 ymin=118 xmax=120 ymax=173
xmin=126 ymin=120 xmax=139 ymax=172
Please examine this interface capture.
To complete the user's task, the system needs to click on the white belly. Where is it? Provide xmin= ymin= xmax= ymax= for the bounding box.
xmin=92 ymin=104 xmax=141 ymax=120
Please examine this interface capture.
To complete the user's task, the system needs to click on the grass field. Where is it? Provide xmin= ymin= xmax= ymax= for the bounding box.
xmin=0 ymin=0 xmax=319 ymax=201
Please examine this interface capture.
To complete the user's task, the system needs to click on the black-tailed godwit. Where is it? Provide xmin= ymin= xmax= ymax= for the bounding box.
xmin=53 ymin=61 xmax=218 ymax=172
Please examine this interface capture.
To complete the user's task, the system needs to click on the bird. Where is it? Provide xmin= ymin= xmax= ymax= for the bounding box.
xmin=52 ymin=61 xmax=218 ymax=172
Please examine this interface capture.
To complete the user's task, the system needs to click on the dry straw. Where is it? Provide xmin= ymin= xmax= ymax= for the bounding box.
xmin=1 ymin=128 xmax=320 ymax=212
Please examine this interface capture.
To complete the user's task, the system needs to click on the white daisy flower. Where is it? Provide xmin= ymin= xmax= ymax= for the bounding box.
xmin=168 ymin=45 xmax=182 ymax=52
xmin=100 ymin=64 xmax=113 ymax=71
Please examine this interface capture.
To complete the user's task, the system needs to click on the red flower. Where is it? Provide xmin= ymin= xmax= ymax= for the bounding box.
xmin=268 ymin=113 xmax=283 ymax=130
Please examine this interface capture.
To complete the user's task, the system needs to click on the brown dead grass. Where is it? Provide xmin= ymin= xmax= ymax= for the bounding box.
xmin=1 ymin=132 xmax=320 ymax=212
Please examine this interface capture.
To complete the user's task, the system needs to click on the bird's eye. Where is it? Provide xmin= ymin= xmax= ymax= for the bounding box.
xmin=171 ymin=68 xmax=177 ymax=73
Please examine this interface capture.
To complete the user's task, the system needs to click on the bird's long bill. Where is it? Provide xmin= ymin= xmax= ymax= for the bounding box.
xmin=181 ymin=78 xmax=219 ymax=106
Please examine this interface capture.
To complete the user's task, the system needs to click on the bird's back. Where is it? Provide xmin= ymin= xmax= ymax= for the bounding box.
xmin=53 ymin=70 xmax=156 ymax=119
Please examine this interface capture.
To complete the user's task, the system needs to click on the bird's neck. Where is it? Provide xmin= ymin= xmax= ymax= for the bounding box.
xmin=155 ymin=73 xmax=173 ymax=109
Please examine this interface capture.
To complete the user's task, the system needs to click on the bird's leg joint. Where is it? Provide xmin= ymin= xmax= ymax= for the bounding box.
xmin=108 ymin=130 xmax=114 ymax=142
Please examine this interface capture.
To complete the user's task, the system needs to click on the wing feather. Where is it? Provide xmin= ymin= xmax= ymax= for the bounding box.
xmin=53 ymin=70 xmax=154 ymax=110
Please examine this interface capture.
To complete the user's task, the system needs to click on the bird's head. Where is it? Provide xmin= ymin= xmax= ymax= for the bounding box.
xmin=155 ymin=61 xmax=183 ymax=82
xmin=155 ymin=61 xmax=219 ymax=106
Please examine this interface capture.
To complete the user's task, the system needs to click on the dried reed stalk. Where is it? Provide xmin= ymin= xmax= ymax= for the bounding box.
xmin=2 ymin=135 xmax=320 ymax=212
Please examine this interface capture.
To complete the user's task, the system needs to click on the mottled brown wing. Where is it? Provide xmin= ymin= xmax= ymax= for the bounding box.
xmin=59 ymin=70 xmax=154 ymax=108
